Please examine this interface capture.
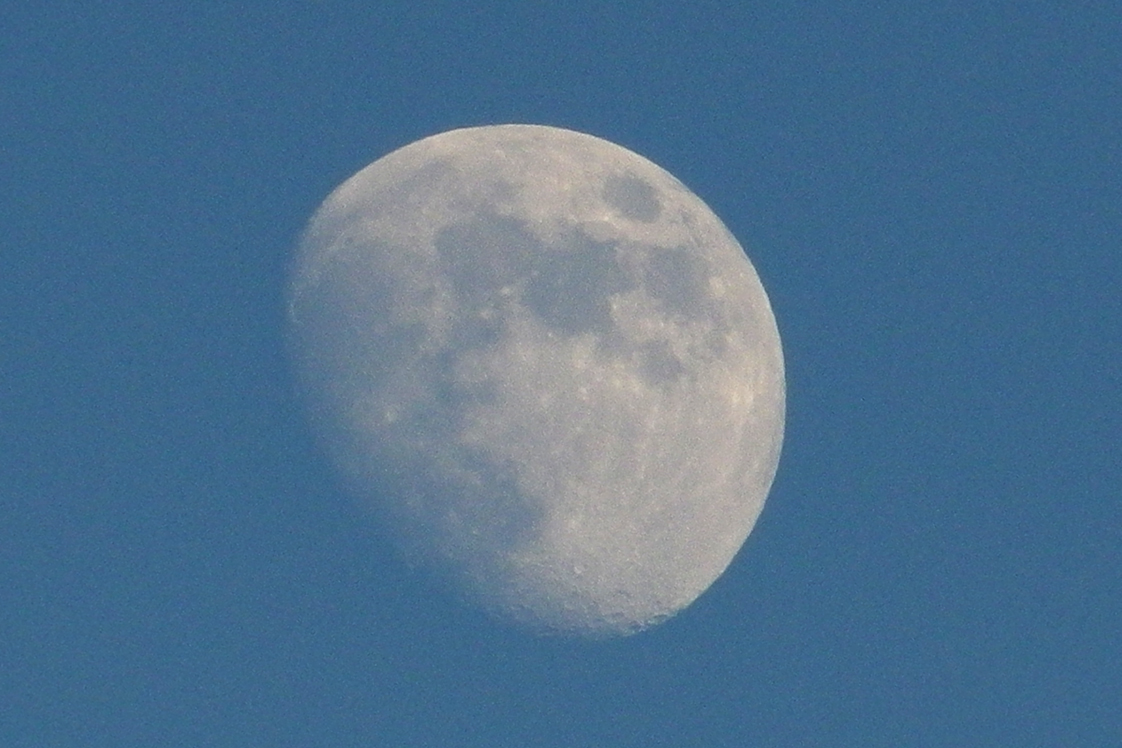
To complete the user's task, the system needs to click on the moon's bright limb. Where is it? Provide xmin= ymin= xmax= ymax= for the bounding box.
xmin=288 ymin=125 xmax=785 ymax=636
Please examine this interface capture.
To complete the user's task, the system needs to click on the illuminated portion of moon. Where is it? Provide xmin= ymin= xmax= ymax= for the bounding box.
xmin=288 ymin=125 xmax=784 ymax=636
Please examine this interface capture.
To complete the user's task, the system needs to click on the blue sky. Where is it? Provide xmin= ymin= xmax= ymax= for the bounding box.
xmin=3 ymin=3 xmax=1119 ymax=746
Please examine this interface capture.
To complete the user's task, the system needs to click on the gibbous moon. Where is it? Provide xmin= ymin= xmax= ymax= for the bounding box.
xmin=288 ymin=124 xmax=784 ymax=636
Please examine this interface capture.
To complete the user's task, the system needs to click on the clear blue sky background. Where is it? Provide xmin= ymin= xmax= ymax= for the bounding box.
xmin=3 ymin=3 xmax=1119 ymax=746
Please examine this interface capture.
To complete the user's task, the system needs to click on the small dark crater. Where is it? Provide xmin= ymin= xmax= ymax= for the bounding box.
xmin=703 ymin=327 xmax=730 ymax=360
xmin=603 ymin=174 xmax=661 ymax=223
xmin=635 ymin=340 xmax=685 ymax=386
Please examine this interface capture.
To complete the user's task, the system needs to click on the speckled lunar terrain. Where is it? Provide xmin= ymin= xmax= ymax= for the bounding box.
xmin=289 ymin=125 xmax=785 ymax=635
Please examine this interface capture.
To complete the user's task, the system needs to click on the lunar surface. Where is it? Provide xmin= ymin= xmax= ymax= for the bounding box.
xmin=288 ymin=124 xmax=785 ymax=636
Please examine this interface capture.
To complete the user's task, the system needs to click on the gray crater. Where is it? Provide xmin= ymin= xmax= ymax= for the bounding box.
xmin=603 ymin=174 xmax=661 ymax=223
xmin=635 ymin=339 xmax=686 ymax=386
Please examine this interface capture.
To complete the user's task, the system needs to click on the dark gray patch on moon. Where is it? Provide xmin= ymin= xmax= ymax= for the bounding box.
xmin=436 ymin=214 xmax=635 ymax=340
xmin=603 ymin=174 xmax=661 ymax=223
xmin=436 ymin=215 xmax=534 ymax=303
xmin=523 ymin=229 xmax=633 ymax=337
xmin=435 ymin=215 xmax=532 ymax=350
xmin=644 ymin=246 xmax=712 ymax=320
xmin=634 ymin=339 xmax=686 ymax=385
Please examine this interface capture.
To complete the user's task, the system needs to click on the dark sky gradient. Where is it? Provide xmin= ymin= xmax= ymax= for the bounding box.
xmin=3 ymin=3 xmax=1119 ymax=746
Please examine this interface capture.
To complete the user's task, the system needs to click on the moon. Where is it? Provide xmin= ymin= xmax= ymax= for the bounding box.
xmin=288 ymin=124 xmax=784 ymax=636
